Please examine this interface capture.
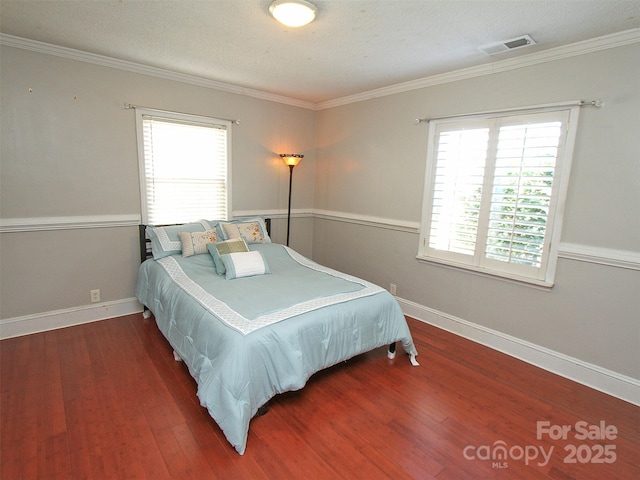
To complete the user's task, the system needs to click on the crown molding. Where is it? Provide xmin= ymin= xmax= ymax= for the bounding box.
xmin=2 ymin=28 xmax=639 ymax=112
xmin=0 ymin=33 xmax=316 ymax=110
xmin=315 ymin=28 xmax=640 ymax=110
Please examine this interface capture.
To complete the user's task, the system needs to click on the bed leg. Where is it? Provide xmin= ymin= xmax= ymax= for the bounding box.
xmin=173 ymin=351 xmax=183 ymax=362
xmin=142 ymin=307 xmax=151 ymax=319
xmin=387 ymin=342 xmax=397 ymax=359
xmin=255 ymin=402 xmax=271 ymax=417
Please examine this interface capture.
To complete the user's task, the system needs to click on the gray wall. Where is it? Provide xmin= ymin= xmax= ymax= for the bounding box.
xmin=0 ymin=45 xmax=316 ymax=319
xmin=313 ymin=43 xmax=640 ymax=379
xmin=1 ymin=40 xmax=638 ymax=384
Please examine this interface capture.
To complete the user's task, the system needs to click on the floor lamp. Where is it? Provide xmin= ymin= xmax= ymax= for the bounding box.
xmin=280 ymin=154 xmax=303 ymax=246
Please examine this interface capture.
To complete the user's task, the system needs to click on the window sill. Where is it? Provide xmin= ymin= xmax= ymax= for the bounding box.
xmin=415 ymin=255 xmax=554 ymax=290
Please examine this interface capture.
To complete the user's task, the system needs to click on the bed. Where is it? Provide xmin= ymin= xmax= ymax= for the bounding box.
xmin=135 ymin=217 xmax=418 ymax=454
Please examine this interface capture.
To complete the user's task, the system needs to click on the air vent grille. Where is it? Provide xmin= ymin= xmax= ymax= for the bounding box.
xmin=479 ymin=35 xmax=536 ymax=56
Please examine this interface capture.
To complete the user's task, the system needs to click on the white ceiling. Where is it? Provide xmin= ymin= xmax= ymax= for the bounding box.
xmin=1 ymin=1 xmax=639 ymax=105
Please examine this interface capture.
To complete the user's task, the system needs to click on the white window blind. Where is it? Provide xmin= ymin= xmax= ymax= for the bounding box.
xmin=429 ymin=124 xmax=489 ymax=256
xmin=135 ymin=109 xmax=231 ymax=225
xmin=418 ymin=107 xmax=579 ymax=286
xmin=484 ymin=120 xmax=562 ymax=268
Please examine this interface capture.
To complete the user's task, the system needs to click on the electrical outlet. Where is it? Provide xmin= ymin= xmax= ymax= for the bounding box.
xmin=390 ymin=283 xmax=397 ymax=295
xmin=90 ymin=289 xmax=101 ymax=303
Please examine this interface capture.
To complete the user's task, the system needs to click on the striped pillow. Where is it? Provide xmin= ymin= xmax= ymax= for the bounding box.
xmin=207 ymin=238 xmax=249 ymax=275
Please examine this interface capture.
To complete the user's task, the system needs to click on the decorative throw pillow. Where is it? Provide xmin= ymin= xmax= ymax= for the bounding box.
xmin=179 ymin=229 xmax=218 ymax=257
xmin=146 ymin=220 xmax=213 ymax=259
xmin=207 ymin=238 xmax=249 ymax=275
xmin=220 ymin=251 xmax=270 ymax=280
xmin=218 ymin=218 xmax=271 ymax=243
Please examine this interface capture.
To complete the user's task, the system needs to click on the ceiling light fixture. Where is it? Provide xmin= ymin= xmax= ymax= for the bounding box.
xmin=269 ymin=0 xmax=317 ymax=28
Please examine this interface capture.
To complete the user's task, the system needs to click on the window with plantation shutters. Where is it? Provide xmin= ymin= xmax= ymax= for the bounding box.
xmin=418 ymin=106 xmax=580 ymax=286
xmin=135 ymin=109 xmax=231 ymax=225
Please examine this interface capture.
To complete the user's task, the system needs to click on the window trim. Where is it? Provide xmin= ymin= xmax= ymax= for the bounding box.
xmin=135 ymin=108 xmax=232 ymax=225
xmin=417 ymin=104 xmax=581 ymax=287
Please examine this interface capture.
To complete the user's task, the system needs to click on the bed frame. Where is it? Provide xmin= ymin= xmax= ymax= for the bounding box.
xmin=138 ymin=219 xmax=272 ymax=263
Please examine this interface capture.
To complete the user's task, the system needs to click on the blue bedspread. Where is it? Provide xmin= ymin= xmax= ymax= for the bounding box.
xmin=135 ymin=243 xmax=418 ymax=454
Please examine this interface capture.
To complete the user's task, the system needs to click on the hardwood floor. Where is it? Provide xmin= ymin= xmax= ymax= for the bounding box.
xmin=1 ymin=314 xmax=638 ymax=479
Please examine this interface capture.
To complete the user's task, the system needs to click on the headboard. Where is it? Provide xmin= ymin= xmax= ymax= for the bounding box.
xmin=139 ymin=218 xmax=272 ymax=263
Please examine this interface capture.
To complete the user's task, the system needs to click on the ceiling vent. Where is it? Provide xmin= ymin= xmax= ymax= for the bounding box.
xmin=479 ymin=35 xmax=536 ymax=56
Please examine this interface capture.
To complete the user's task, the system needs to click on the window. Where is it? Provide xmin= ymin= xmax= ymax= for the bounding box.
xmin=135 ymin=108 xmax=231 ymax=225
xmin=418 ymin=106 xmax=580 ymax=286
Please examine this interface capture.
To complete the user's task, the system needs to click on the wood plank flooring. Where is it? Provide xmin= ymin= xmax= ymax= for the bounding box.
xmin=1 ymin=314 xmax=638 ymax=479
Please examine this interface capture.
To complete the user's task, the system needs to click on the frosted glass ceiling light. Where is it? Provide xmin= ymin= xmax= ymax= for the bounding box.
xmin=269 ymin=0 xmax=317 ymax=27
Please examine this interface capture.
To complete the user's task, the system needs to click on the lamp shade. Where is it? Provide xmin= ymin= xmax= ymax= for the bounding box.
xmin=269 ymin=0 xmax=316 ymax=28
xmin=280 ymin=154 xmax=303 ymax=166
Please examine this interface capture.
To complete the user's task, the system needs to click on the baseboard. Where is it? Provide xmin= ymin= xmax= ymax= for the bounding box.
xmin=0 ymin=298 xmax=142 ymax=340
xmin=396 ymin=297 xmax=640 ymax=407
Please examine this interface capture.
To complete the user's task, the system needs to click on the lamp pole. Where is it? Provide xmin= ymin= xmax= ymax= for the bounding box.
xmin=286 ymin=164 xmax=294 ymax=246
xmin=280 ymin=154 xmax=303 ymax=247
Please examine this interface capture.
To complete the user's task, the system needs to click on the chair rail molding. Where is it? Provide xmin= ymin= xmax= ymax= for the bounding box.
xmin=0 ymin=214 xmax=141 ymax=233
xmin=310 ymin=210 xmax=640 ymax=269
xmin=3 ymin=212 xmax=636 ymax=271
xmin=557 ymin=242 xmax=640 ymax=271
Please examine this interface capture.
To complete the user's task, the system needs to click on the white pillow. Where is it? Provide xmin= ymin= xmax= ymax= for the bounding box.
xmin=207 ymin=238 xmax=249 ymax=275
xmin=220 ymin=251 xmax=270 ymax=279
